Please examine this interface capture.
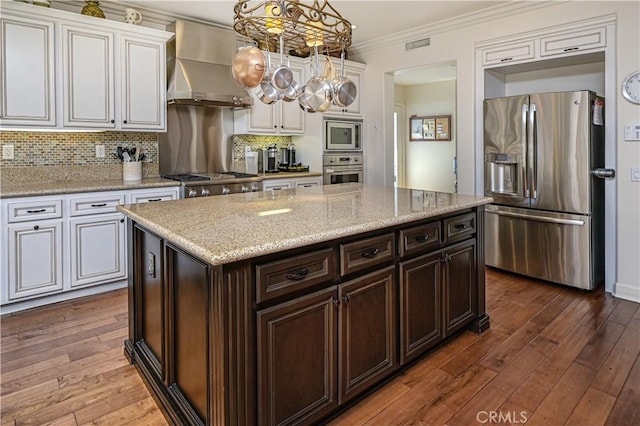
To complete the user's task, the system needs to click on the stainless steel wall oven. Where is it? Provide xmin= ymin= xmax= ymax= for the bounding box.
xmin=323 ymin=153 xmax=363 ymax=185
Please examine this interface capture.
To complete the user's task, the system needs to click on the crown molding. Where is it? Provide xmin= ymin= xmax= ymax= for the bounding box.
xmin=350 ymin=1 xmax=565 ymax=56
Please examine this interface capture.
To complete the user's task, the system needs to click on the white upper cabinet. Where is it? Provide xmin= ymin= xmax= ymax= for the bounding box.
xmin=327 ymin=60 xmax=364 ymax=116
xmin=62 ymin=25 xmax=115 ymax=128
xmin=0 ymin=15 xmax=56 ymax=126
xmin=478 ymin=22 xmax=608 ymax=69
xmin=121 ymin=37 xmax=166 ymax=130
xmin=235 ymin=56 xmax=306 ymax=135
xmin=0 ymin=1 xmax=172 ymax=131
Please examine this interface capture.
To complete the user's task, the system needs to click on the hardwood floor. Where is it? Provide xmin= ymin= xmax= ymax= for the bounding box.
xmin=1 ymin=269 xmax=638 ymax=425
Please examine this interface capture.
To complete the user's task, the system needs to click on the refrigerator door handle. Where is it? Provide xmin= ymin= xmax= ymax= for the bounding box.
xmin=521 ymin=104 xmax=529 ymax=198
xmin=528 ymin=103 xmax=538 ymax=199
xmin=486 ymin=209 xmax=585 ymax=226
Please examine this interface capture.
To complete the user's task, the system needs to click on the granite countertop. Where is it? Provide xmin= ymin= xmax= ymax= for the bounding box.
xmin=1 ymin=177 xmax=181 ymax=198
xmin=118 ymin=183 xmax=493 ymax=266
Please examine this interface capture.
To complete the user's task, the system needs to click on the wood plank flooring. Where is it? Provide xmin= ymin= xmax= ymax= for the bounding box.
xmin=1 ymin=269 xmax=639 ymax=425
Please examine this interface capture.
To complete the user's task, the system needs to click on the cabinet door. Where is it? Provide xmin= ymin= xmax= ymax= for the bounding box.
xmin=338 ymin=266 xmax=396 ymax=404
xmin=62 ymin=25 xmax=115 ymax=128
xmin=121 ymin=36 xmax=165 ymax=130
xmin=329 ymin=66 xmax=362 ymax=115
xmin=442 ymin=239 xmax=476 ymax=336
xmin=540 ymin=27 xmax=606 ymax=57
xmin=279 ymin=62 xmax=305 ymax=134
xmin=69 ymin=213 xmax=126 ymax=288
xmin=7 ymin=220 xmax=63 ymax=300
xmin=247 ymin=94 xmax=277 ymax=133
xmin=399 ymin=252 xmax=443 ymax=365
xmin=1 ymin=16 xmax=55 ymax=126
xmin=257 ymin=287 xmax=338 ymax=426
xmin=481 ymin=40 xmax=535 ymax=67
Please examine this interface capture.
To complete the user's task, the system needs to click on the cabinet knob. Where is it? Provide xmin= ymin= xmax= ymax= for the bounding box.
xmin=341 ymin=295 xmax=351 ymax=304
xmin=332 ymin=297 xmax=340 ymax=307
xmin=110 ymin=119 xmax=115 ymax=123
xmin=123 ymin=120 xmax=128 ymax=124
xmin=33 ymin=225 xmax=39 ymax=230
xmin=120 ymin=219 xmax=125 ymax=223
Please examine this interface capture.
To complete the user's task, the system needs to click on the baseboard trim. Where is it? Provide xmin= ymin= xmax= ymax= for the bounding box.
xmin=613 ymin=281 xmax=640 ymax=303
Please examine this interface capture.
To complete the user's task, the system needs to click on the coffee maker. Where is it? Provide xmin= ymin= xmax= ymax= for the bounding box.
xmin=258 ymin=145 xmax=279 ymax=173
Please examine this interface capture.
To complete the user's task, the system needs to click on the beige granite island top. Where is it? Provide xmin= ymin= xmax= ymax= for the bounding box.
xmin=118 ymin=183 xmax=493 ymax=266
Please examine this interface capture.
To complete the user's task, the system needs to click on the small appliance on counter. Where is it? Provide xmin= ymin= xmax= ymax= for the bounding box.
xmin=257 ymin=145 xmax=279 ymax=173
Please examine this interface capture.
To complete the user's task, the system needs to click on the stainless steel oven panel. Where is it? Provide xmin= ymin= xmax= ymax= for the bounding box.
xmin=323 ymin=166 xmax=363 ymax=185
xmin=485 ymin=204 xmax=598 ymax=290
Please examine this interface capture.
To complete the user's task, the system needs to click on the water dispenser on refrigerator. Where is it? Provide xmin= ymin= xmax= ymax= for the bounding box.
xmin=485 ymin=153 xmax=523 ymax=197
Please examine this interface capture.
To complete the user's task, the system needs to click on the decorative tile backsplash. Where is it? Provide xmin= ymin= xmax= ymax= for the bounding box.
xmin=233 ymin=135 xmax=293 ymax=161
xmin=0 ymin=131 xmax=158 ymax=168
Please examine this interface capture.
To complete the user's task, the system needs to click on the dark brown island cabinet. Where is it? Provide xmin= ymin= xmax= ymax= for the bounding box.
xmin=122 ymin=192 xmax=490 ymax=426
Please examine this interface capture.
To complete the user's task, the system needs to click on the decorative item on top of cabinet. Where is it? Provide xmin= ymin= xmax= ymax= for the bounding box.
xmin=80 ymin=1 xmax=105 ymax=18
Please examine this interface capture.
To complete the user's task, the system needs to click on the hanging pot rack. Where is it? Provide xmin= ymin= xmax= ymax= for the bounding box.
xmin=233 ymin=0 xmax=352 ymax=54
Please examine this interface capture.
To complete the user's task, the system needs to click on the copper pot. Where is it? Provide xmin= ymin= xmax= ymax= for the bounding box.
xmin=232 ymin=47 xmax=266 ymax=89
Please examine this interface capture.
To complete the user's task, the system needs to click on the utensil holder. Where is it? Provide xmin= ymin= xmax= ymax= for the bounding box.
xmin=123 ymin=161 xmax=142 ymax=181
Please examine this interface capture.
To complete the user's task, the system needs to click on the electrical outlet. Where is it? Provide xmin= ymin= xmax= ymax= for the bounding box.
xmin=2 ymin=144 xmax=14 ymax=160
xmin=624 ymin=125 xmax=640 ymax=141
xmin=631 ymin=167 xmax=640 ymax=182
xmin=95 ymin=145 xmax=105 ymax=158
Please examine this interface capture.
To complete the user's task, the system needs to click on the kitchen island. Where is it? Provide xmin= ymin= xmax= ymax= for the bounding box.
xmin=118 ymin=183 xmax=492 ymax=426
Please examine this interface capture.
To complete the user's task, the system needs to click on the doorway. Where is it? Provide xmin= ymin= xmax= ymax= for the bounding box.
xmin=393 ymin=62 xmax=457 ymax=193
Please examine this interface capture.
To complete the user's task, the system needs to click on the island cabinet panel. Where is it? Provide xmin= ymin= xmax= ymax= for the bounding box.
xmin=133 ymin=226 xmax=165 ymax=380
xmin=338 ymin=266 xmax=397 ymax=404
xmin=166 ymin=245 xmax=211 ymax=424
xmin=399 ymin=252 xmax=443 ymax=365
xmin=443 ymin=239 xmax=477 ymax=337
xmin=257 ymin=287 xmax=338 ymax=426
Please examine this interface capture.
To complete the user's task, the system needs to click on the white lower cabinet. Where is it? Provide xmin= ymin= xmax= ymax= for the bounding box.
xmin=69 ymin=213 xmax=126 ymax=288
xmin=1 ymin=186 xmax=179 ymax=312
xmin=263 ymin=176 xmax=322 ymax=192
xmin=7 ymin=220 xmax=63 ymax=300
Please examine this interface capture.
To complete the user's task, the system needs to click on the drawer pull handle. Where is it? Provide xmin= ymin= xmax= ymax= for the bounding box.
xmin=26 ymin=209 xmax=46 ymax=213
xmin=454 ymin=223 xmax=468 ymax=229
xmin=563 ymin=47 xmax=579 ymax=52
xmin=147 ymin=198 xmax=162 ymax=202
xmin=415 ymin=234 xmax=430 ymax=242
xmin=500 ymin=57 xmax=513 ymax=62
xmin=361 ymin=248 xmax=379 ymax=258
xmin=91 ymin=203 xmax=108 ymax=207
xmin=285 ymin=268 xmax=309 ymax=281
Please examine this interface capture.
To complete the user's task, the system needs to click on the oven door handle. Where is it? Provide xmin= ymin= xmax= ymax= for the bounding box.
xmin=324 ymin=166 xmax=364 ymax=172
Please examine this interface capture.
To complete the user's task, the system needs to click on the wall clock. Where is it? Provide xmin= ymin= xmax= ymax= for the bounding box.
xmin=621 ymin=70 xmax=640 ymax=104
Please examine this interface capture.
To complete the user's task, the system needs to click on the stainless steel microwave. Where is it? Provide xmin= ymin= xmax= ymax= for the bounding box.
xmin=324 ymin=118 xmax=362 ymax=151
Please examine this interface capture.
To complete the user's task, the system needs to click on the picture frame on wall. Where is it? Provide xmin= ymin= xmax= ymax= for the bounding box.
xmin=409 ymin=115 xmax=452 ymax=141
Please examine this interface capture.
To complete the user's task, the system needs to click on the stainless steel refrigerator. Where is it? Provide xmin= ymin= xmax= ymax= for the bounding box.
xmin=483 ymin=90 xmax=611 ymax=290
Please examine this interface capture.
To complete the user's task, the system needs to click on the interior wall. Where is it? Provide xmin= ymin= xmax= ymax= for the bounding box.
xmin=504 ymin=62 xmax=605 ymax=96
xmin=398 ymin=80 xmax=457 ymax=192
xmin=352 ymin=1 xmax=640 ymax=302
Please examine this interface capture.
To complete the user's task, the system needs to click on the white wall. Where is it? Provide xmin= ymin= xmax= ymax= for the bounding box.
xmin=353 ymin=1 xmax=640 ymax=302
xmin=397 ymin=80 xmax=457 ymax=192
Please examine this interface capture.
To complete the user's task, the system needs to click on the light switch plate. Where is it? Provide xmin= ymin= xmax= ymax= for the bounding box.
xmin=95 ymin=145 xmax=105 ymax=158
xmin=624 ymin=125 xmax=640 ymax=141
xmin=2 ymin=144 xmax=14 ymax=160
xmin=631 ymin=167 xmax=640 ymax=182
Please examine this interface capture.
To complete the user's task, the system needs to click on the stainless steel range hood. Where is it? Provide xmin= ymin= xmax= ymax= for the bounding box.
xmin=166 ymin=20 xmax=251 ymax=108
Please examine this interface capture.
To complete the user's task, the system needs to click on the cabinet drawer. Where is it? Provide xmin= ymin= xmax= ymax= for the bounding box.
xmin=444 ymin=212 xmax=476 ymax=243
xmin=540 ymin=27 xmax=606 ymax=57
xmin=256 ymin=248 xmax=336 ymax=304
xmin=340 ymin=233 xmax=395 ymax=277
xmin=481 ymin=40 xmax=535 ymax=66
xmin=7 ymin=199 xmax=62 ymax=223
xmin=263 ymin=181 xmax=293 ymax=192
xmin=399 ymin=221 xmax=441 ymax=258
xmin=69 ymin=193 xmax=125 ymax=216
xmin=130 ymin=190 xmax=177 ymax=204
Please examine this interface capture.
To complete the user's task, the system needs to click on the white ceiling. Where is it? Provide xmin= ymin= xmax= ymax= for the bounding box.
xmin=116 ymin=1 xmax=505 ymax=48
xmin=114 ymin=1 xmax=507 ymax=86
